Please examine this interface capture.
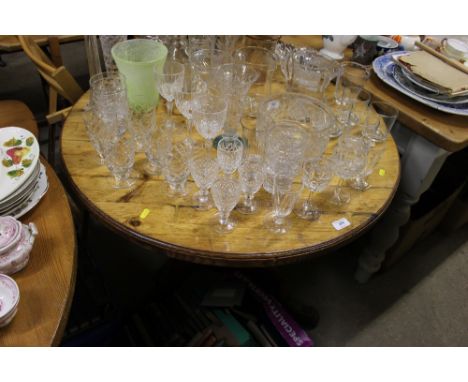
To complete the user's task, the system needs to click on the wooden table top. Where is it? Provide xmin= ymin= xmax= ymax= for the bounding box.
xmin=61 ymin=90 xmax=400 ymax=267
xmin=0 ymin=159 xmax=77 ymax=346
xmin=283 ymin=36 xmax=468 ymax=153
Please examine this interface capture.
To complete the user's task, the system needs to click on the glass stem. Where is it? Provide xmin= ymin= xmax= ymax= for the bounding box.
xmin=219 ymin=211 xmax=229 ymax=226
xmin=166 ymin=100 xmax=174 ymax=116
xmin=187 ymin=118 xmax=193 ymax=140
xmin=272 ymin=174 xmax=280 ymax=217
xmin=245 ymin=193 xmax=254 ymax=208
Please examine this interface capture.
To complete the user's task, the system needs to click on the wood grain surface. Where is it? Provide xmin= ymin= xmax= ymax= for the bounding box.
xmin=0 ymin=100 xmax=39 ymax=138
xmin=61 ymin=86 xmax=400 ymax=267
xmin=0 ymin=159 xmax=77 ymax=346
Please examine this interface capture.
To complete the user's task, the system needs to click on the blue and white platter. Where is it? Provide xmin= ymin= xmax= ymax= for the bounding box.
xmin=372 ymin=52 xmax=468 ymax=116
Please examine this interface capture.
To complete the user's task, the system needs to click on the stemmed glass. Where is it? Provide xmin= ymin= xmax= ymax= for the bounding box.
xmin=175 ymin=75 xmax=206 ymax=143
xmin=350 ymin=101 xmax=398 ymax=190
xmin=83 ymin=105 xmax=108 ymax=165
xmin=192 ymin=94 xmax=228 ymax=149
xmin=295 ymin=157 xmax=333 ymax=220
xmin=349 ymin=137 xmax=386 ymax=191
xmin=263 ymin=122 xmax=308 ymax=234
xmin=188 ymin=144 xmax=220 ymax=210
xmin=159 ymin=125 xmax=191 ymax=196
xmin=216 ymin=136 xmax=244 ymax=176
xmin=264 ymin=176 xmax=303 ymax=234
xmin=335 ymin=61 xmax=371 ymax=125
xmin=144 ymin=126 xmax=172 ymax=175
xmin=155 ymin=60 xmax=185 ymax=122
xmin=237 ymin=154 xmax=264 ymax=214
xmin=331 ymin=135 xmax=368 ymax=205
xmin=211 ymin=177 xmax=241 ymax=233
xmin=89 ymin=71 xmax=129 ymax=138
xmin=105 ymin=134 xmax=136 ymax=189
xmin=189 ymin=48 xmax=231 ymax=90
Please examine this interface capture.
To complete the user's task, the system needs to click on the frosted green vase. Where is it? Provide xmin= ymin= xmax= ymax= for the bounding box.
xmin=111 ymin=39 xmax=168 ymax=111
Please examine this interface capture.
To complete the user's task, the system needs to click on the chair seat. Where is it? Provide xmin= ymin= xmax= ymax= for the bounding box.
xmin=0 ymin=100 xmax=38 ymax=138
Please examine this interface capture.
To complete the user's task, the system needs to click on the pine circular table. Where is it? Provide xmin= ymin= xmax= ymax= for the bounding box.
xmin=0 ymin=159 xmax=77 ymax=346
xmin=60 ymin=91 xmax=400 ymax=267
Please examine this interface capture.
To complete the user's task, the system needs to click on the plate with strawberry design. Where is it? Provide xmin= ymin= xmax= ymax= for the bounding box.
xmin=0 ymin=127 xmax=40 ymax=201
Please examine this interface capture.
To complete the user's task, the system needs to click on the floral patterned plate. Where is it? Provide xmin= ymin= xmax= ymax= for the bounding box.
xmin=0 ymin=127 xmax=40 ymax=201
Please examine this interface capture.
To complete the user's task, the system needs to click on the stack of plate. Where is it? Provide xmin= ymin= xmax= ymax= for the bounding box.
xmin=0 ymin=127 xmax=49 ymax=218
xmin=373 ymin=52 xmax=468 ymax=116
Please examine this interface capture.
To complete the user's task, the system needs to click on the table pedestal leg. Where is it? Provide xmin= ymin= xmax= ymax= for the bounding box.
xmin=355 ymin=124 xmax=450 ymax=283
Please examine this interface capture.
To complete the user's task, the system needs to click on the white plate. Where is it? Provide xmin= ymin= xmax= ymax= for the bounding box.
xmin=9 ymin=164 xmax=49 ymax=219
xmin=0 ymin=162 xmax=40 ymax=206
xmin=0 ymin=127 xmax=40 ymax=201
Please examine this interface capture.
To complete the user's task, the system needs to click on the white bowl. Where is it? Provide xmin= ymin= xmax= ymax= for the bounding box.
xmin=0 ymin=217 xmax=23 ymax=255
xmin=0 ymin=273 xmax=20 ymax=327
xmin=0 ymin=222 xmax=37 ymax=275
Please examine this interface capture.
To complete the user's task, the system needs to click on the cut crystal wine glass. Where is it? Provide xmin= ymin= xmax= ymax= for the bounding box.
xmin=295 ymin=156 xmax=333 ymax=220
xmin=211 ymin=176 xmax=241 ymax=233
xmin=216 ymin=136 xmax=244 ymax=176
xmin=105 ymin=135 xmax=135 ymax=189
xmin=155 ymin=60 xmax=185 ymax=122
xmin=331 ymin=135 xmax=368 ymax=205
xmin=188 ymin=144 xmax=220 ymax=210
xmin=192 ymin=93 xmax=228 ymax=148
xmin=237 ymin=154 xmax=264 ymax=214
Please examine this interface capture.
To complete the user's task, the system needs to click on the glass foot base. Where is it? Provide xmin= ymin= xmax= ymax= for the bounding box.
xmin=349 ymin=178 xmax=370 ymax=191
xmin=294 ymin=203 xmax=320 ymax=221
xmin=211 ymin=213 xmax=236 ymax=234
xmin=113 ymin=179 xmax=135 ymax=189
xmin=236 ymin=199 xmax=258 ymax=215
xmin=263 ymin=212 xmax=291 ymax=234
xmin=193 ymin=192 xmax=213 ymax=211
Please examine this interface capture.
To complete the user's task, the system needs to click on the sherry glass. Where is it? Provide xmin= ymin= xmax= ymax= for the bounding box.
xmin=161 ymin=141 xmax=191 ymax=196
xmin=89 ymin=70 xmax=129 ymax=137
xmin=295 ymin=156 xmax=333 ymax=220
xmin=128 ymin=106 xmax=156 ymax=152
xmin=192 ymin=93 xmax=228 ymax=149
xmin=144 ymin=126 xmax=172 ymax=176
xmin=175 ymin=74 xmax=207 ymax=143
xmin=216 ymin=136 xmax=244 ymax=176
xmin=264 ymin=176 xmax=303 ymax=234
xmin=83 ymin=105 xmax=107 ymax=165
xmin=350 ymin=136 xmax=386 ymax=191
xmin=331 ymin=135 xmax=368 ymax=205
xmin=155 ymin=60 xmax=185 ymax=122
xmin=188 ymin=144 xmax=220 ymax=210
xmin=105 ymin=134 xmax=136 ymax=189
xmin=159 ymin=124 xmax=191 ymax=196
xmin=237 ymin=154 xmax=264 ymax=214
xmin=211 ymin=176 xmax=241 ymax=233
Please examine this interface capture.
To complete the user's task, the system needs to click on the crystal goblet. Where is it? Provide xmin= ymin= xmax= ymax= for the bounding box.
xmin=237 ymin=154 xmax=264 ymax=214
xmin=295 ymin=157 xmax=333 ymax=220
xmin=211 ymin=177 xmax=241 ymax=233
xmin=216 ymin=136 xmax=244 ymax=176
xmin=189 ymin=145 xmax=220 ymax=210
